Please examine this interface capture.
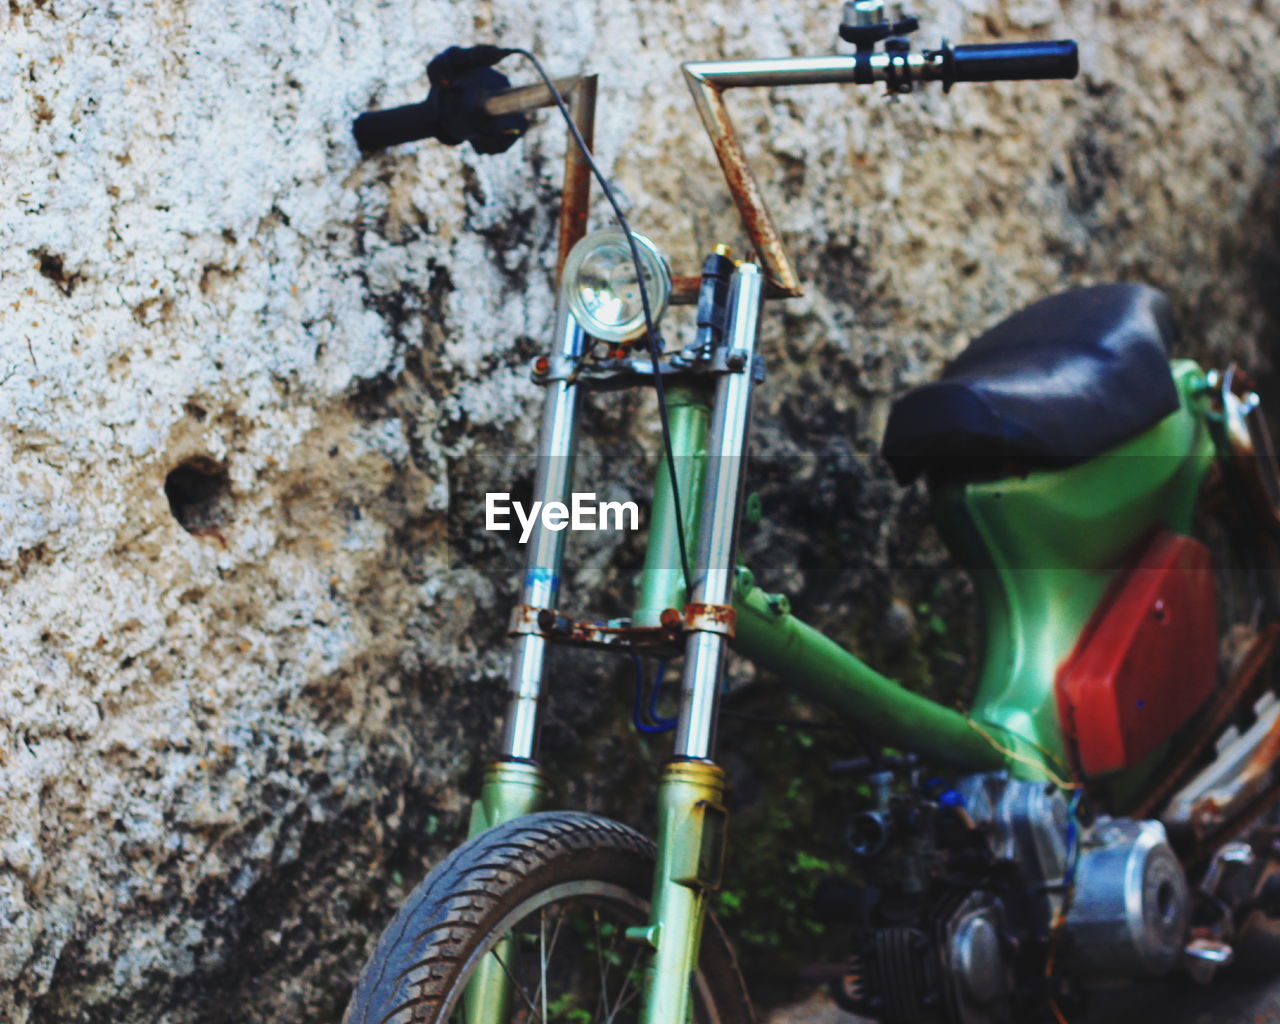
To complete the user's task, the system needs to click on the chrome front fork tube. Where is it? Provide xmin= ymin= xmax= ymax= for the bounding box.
xmin=471 ymin=304 xmax=583 ymax=841
xmin=501 ymin=305 xmax=586 ymax=763
xmin=464 ymin=307 xmax=584 ymax=1024
xmin=641 ymin=263 xmax=764 ymax=1024
xmin=675 ymin=262 xmax=764 ymax=760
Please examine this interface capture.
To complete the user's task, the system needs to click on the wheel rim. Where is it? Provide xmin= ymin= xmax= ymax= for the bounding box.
xmin=437 ymin=880 xmax=726 ymax=1024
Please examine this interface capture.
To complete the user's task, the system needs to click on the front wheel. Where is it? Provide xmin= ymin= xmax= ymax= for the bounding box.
xmin=344 ymin=811 xmax=755 ymax=1024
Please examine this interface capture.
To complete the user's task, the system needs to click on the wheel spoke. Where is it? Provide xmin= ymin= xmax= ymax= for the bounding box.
xmin=605 ymin=946 xmax=647 ymax=1024
xmin=593 ymin=907 xmax=631 ymax=1024
xmin=530 ymin=906 xmax=568 ymax=1012
xmin=593 ymin=909 xmax=611 ymax=1022
xmin=490 ymin=945 xmax=544 ymax=1023
xmin=539 ymin=910 xmax=549 ymax=1024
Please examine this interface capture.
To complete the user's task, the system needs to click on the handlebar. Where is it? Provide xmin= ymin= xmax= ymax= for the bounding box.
xmin=352 ymin=45 xmax=529 ymax=155
xmin=681 ymin=39 xmax=1078 ymax=94
xmin=353 ymin=33 xmax=1079 ymax=302
xmin=943 ymin=40 xmax=1078 ymax=85
xmin=353 ymin=37 xmax=1078 ymax=153
xmin=858 ymin=38 xmax=1078 ymax=90
xmin=353 ymin=101 xmax=438 ymax=152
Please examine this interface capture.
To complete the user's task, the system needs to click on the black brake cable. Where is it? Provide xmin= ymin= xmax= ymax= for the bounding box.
xmin=505 ymin=48 xmax=695 ymax=594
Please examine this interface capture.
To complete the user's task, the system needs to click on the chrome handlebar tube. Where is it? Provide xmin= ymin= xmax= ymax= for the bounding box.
xmin=683 ymin=40 xmax=1076 ymax=298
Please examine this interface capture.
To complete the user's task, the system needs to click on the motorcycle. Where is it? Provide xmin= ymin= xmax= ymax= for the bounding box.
xmin=342 ymin=5 xmax=1280 ymax=1022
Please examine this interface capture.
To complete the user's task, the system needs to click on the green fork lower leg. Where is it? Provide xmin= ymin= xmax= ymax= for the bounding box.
xmin=636 ymin=761 xmax=728 ymax=1023
xmin=463 ymin=759 xmax=549 ymax=1023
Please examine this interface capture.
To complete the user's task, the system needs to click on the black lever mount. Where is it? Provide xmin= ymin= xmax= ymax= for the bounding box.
xmin=839 ymin=5 xmax=921 ymax=92
xmin=838 ymin=11 xmax=920 ymax=52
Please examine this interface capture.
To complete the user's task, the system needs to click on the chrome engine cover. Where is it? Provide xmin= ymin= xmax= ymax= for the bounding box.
xmin=941 ymin=892 xmax=1014 ymax=1024
xmin=956 ymin=776 xmax=1190 ymax=981
xmin=843 ymin=774 xmax=1194 ymax=1024
xmin=1061 ymin=818 xmax=1189 ymax=977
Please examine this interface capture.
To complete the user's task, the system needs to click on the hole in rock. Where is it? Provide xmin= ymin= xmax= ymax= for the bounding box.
xmin=33 ymin=248 xmax=79 ymax=296
xmin=165 ymin=458 xmax=234 ymax=535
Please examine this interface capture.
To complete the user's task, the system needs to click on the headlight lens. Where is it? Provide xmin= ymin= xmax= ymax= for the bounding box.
xmin=562 ymin=229 xmax=671 ymax=343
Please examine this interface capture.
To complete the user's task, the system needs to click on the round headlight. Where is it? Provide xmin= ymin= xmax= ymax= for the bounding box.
xmin=562 ymin=229 xmax=672 ymax=343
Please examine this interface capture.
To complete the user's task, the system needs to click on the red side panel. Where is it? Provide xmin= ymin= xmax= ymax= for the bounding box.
xmin=1056 ymin=531 xmax=1217 ymax=777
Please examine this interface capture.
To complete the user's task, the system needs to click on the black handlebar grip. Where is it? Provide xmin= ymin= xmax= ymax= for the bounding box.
xmin=949 ymin=40 xmax=1078 ymax=83
xmin=353 ymin=100 xmax=436 ymax=153
xmin=352 ymin=47 xmax=526 ymax=155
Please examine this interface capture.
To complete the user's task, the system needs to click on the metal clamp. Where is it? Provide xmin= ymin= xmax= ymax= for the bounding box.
xmin=531 ymin=348 xmax=765 ymax=389
xmin=506 ymin=604 xmax=686 ymax=654
xmin=508 ymin=604 xmax=550 ymax=636
xmin=883 ymin=41 xmax=916 ymax=94
xmin=508 ymin=604 xmax=581 ymax=637
xmin=683 ymin=603 xmax=737 ymax=637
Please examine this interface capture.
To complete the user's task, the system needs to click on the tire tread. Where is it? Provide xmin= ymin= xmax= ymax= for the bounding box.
xmin=344 ymin=811 xmax=752 ymax=1024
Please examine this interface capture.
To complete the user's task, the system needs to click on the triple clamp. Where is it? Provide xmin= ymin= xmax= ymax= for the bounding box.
xmin=682 ymin=602 xmax=736 ymax=638
xmin=508 ymin=604 xmax=571 ymax=637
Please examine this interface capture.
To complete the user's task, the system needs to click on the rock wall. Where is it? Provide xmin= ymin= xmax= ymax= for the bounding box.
xmin=2 ymin=0 xmax=1278 ymax=1020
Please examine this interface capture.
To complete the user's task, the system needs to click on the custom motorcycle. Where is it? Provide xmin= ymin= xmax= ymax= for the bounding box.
xmin=342 ymin=5 xmax=1280 ymax=1022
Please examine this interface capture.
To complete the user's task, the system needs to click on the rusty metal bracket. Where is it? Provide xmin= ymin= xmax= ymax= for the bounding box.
xmin=507 ymin=604 xmax=548 ymax=637
xmin=506 ymin=604 xmax=686 ymax=656
xmin=681 ymin=65 xmax=802 ymax=301
xmin=1186 ymin=701 xmax=1280 ymax=852
xmin=1132 ymin=623 xmax=1280 ymax=821
xmin=1191 ymin=768 xmax=1280 ymax=872
xmin=684 ymin=603 xmax=737 ymax=637
xmin=531 ymin=346 xmax=765 ymax=389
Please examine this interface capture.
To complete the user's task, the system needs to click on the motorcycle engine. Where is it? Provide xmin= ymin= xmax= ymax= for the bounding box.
xmin=831 ymin=771 xmax=1190 ymax=1024
xmin=1059 ymin=818 xmax=1189 ymax=976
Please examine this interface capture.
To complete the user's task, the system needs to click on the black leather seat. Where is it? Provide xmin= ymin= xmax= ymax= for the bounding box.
xmin=881 ymin=284 xmax=1181 ymax=484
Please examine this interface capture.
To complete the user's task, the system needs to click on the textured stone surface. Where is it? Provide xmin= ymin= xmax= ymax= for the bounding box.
xmin=1 ymin=0 xmax=1278 ymax=1020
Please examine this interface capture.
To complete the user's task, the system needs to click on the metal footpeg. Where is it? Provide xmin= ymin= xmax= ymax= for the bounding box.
xmin=1183 ymin=938 xmax=1233 ymax=984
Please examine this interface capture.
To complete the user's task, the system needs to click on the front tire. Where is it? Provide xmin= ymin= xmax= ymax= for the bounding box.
xmin=345 ymin=811 xmax=754 ymax=1024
